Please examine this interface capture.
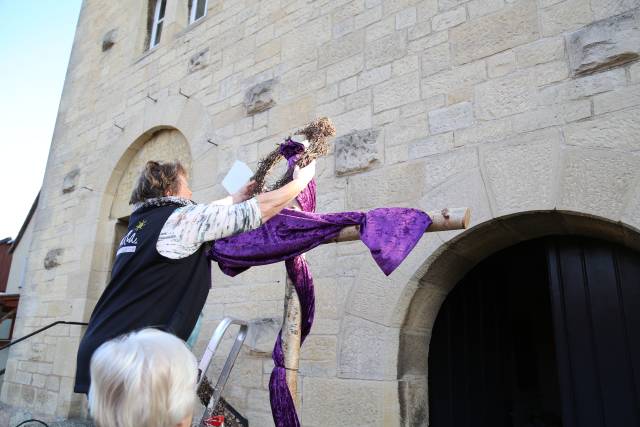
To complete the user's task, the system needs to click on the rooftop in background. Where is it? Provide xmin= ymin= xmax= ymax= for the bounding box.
xmin=0 ymin=237 xmax=14 ymax=293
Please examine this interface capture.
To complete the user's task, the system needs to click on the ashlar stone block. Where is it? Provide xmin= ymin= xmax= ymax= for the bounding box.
xmin=481 ymin=129 xmax=560 ymax=215
xmin=567 ymin=7 xmax=640 ymax=76
xmin=319 ymin=30 xmax=365 ymax=68
xmin=338 ymin=315 xmax=399 ymax=380
xmin=539 ymin=68 xmax=627 ymax=105
xmin=420 ymin=42 xmax=450 ymax=77
xmin=591 ymin=0 xmax=639 ymax=20
xmin=559 ymin=147 xmax=640 ymax=217
xmin=302 ymin=377 xmax=399 ymax=427
xmin=365 ymin=32 xmax=407 ymax=68
xmin=540 ymin=0 xmax=593 ymax=36
xmin=475 ymin=70 xmax=537 ymax=119
xmin=487 ymin=50 xmax=517 ymax=78
xmin=62 ymin=168 xmax=80 ymax=194
xmin=454 ymin=117 xmax=512 ymax=147
xmin=244 ymin=78 xmax=277 ymax=115
xmin=346 ymin=161 xmax=426 ymax=209
xmin=422 ymin=148 xmax=479 ymax=192
xmin=515 ymin=37 xmax=565 ymax=68
xmin=593 ymin=83 xmax=640 ymax=114
xmin=422 ymin=60 xmax=486 ymax=99
xmin=396 ymin=7 xmax=417 ymax=29
xmin=428 ymin=101 xmax=474 ymax=134
xmin=564 ymin=106 xmax=640 ymax=151
xmin=511 ymin=99 xmax=591 ymax=133
xmin=44 ymin=249 xmax=64 ymax=270
xmin=373 ymin=72 xmax=420 ymax=112
xmin=334 ymin=128 xmax=381 ymax=175
xmin=450 ymin=0 xmax=538 ymax=65
xmin=101 ymin=29 xmax=116 ymax=52
xmin=244 ymin=317 xmax=280 ymax=356
xmin=384 ymin=113 xmax=427 ymax=146
xmin=409 ymin=132 xmax=454 ymax=158
xmin=188 ymin=48 xmax=209 ymax=73
xmin=468 ymin=0 xmax=505 ymax=18
xmin=432 ymin=7 xmax=466 ymax=31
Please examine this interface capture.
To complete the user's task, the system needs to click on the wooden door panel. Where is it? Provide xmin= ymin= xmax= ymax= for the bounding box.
xmin=547 ymin=238 xmax=640 ymax=427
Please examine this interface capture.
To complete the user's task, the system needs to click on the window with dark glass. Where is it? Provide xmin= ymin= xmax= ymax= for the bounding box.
xmin=149 ymin=0 xmax=167 ymax=49
xmin=189 ymin=0 xmax=208 ymax=24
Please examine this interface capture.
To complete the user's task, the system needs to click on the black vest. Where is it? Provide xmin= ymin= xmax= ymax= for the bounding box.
xmin=74 ymin=202 xmax=211 ymax=393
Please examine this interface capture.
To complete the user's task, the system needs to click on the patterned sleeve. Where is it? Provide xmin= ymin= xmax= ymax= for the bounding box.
xmin=157 ymin=197 xmax=263 ymax=259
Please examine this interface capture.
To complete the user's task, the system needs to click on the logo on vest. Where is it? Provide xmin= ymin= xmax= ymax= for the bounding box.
xmin=116 ymin=229 xmax=139 ymax=256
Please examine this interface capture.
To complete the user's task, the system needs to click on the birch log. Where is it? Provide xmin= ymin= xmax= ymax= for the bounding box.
xmin=281 ymin=274 xmax=301 ymax=407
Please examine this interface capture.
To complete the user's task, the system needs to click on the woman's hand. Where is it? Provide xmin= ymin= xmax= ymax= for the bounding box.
xmin=256 ymin=160 xmax=317 ymax=222
xmin=293 ymin=160 xmax=316 ymax=185
xmin=231 ymin=180 xmax=257 ymax=204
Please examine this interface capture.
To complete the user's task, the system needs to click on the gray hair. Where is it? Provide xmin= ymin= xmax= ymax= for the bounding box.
xmin=88 ymin=328 xmax=197 ymax=427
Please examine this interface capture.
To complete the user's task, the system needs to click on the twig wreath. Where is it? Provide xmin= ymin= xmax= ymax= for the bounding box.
xmin=250 ymin=117 xmax=336 ymax=195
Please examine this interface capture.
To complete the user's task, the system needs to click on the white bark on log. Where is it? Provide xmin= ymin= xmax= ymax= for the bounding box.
xmin=281 ymin=274 xmax=301 ymax=408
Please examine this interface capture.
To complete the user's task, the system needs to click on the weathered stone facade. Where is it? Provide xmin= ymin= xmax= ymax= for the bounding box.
xmin=2 ymin=0 xmax=640 ymax=425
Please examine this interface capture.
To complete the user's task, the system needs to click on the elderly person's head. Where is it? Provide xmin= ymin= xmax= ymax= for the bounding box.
xmin=129 ymin=160 xmax=191 ymax=204
xmin=88 ymin=328 xmax=197 ymax=427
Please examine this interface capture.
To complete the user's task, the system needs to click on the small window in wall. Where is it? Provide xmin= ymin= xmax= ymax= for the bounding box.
xmin=189 ymin=0 xmax=208 ymax=24
xmin=149 ymin=0 xmax=167 ymax=49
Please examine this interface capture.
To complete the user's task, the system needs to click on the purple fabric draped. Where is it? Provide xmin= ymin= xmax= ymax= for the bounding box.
xmin=210 ymin=208 xmax=431 ymax=277
xmin=207 ymin=139 xmax=432 ymax=426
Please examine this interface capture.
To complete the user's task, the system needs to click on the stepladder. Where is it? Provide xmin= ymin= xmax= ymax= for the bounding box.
xmin=196 ymin=317 xmax=250 ymax=427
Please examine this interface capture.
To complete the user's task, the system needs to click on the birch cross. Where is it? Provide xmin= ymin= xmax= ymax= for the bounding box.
xmin=207 ymin=118 xmax=471 ymax=426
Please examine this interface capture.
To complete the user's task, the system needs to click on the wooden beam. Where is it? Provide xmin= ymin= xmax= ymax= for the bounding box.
xmin=328 ymin=207 xmax=471 ymax=243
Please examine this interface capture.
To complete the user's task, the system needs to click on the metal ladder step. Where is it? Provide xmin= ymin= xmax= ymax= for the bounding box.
xmin=196 ymin=317 xmax=249 ymax=427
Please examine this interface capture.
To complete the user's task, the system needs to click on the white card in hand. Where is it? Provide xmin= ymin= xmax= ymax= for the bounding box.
xmin=222 ymin=160 xmax=254 ymax=194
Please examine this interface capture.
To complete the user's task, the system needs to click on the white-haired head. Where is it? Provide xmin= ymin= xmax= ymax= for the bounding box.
xmin=88 ymin=328 xmax=197 ymax=427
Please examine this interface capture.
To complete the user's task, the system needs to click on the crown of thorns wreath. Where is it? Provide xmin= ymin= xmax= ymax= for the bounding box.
xmin=250 ymin=117 xmax=336 ymax=196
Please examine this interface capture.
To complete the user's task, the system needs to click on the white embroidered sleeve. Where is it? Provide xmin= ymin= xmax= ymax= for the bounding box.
xmin=157 ymin=197 xmax=262 ymax=259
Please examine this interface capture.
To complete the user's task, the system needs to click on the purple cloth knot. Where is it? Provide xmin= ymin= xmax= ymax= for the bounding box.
xmin=278 ymin=138 xmax=306 ymax=168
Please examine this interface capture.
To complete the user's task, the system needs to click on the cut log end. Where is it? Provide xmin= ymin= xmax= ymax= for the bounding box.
xmin=427 ymin=207 xmax=471 ymax=232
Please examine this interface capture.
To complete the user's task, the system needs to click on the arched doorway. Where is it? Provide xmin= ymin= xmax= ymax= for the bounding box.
xmin=428 ymin=235 xmax=640 ymax=426
xmin=397 ymin=210 xmax=640 ymax=426
xmin=84 ymin=126 xmax=192 ymax=312
xmin=107 ymin=128 xmax=191 ymax=274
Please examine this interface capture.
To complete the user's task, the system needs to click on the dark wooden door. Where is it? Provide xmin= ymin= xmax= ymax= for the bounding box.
xmin=429 ymin=236 xmax=640 ymax=426
xmin=429 ymin=240 xmax=562 ymax=426
xmin=547 ymin=237 xmax=640 ymax=427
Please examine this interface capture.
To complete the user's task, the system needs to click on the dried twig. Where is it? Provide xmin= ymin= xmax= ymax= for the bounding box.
xmin=251 ymin=117 xmax=336 ymax=195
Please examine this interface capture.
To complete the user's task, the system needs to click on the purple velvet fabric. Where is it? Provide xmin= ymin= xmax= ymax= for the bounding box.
xmin=207 ymin=139 xmax=432 ymax=426
xmin=210 ymin=208 xmax=431 ymax=277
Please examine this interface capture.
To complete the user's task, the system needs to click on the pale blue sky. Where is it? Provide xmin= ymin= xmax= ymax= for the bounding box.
xmin=0 ymin=0 xmax=82 ymax=238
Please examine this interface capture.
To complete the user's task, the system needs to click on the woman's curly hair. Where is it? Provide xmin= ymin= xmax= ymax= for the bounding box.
xmin=129 ymin=160 xmax=187 ymax=205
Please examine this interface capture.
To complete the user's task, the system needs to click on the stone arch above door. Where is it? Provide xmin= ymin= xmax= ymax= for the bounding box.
xmin=86 ymin=94 xmax=216 ymax=308
xmin=100 ymin=94 xmax=216 ymax=202
xmin=110 ymin=128 xmax=191 ymax=219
